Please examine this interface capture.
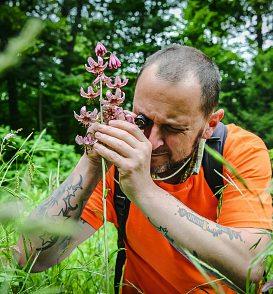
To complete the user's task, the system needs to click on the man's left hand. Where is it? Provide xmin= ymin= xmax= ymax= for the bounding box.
xmin=92 ymin=120 xmax=155 ymax=200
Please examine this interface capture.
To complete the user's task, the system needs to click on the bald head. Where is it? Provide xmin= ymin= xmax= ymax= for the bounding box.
xmin=138 ymin=44 xmax=220 ymax=117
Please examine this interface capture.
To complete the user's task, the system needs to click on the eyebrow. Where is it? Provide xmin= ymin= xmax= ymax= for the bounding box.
xmin=138 ymin=111 xmax=190 ymax=129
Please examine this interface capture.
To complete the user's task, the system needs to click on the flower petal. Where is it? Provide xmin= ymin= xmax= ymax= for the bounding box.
xmin=88 ymin=57 xmax=96 ymax=67
xmin=75 ymin=135 xmax=84 ymax=145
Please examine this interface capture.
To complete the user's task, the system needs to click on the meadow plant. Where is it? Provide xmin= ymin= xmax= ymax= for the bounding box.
xmin=74 ymin=42 xmax=133 ymax=151
xmin=74 ymin=42 xmax=133 ymax=293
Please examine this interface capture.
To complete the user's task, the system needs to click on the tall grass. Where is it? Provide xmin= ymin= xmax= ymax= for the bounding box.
xmin=0 ymin=127 xmax=117 ymax=293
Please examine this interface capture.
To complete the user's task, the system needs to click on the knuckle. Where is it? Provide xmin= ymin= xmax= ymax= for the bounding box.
xmin=126 ymin=161 xmax=136 ymax=171
xmin=129 ymin=124 xmax=138 ymax=132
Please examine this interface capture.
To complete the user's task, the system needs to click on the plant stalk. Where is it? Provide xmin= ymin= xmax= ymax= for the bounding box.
xmin=99 ymin=77 xmax=110 ymax=293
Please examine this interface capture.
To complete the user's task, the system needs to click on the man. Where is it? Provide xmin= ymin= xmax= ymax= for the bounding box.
xmin=17 ymin=45 xmax=272 ymax=293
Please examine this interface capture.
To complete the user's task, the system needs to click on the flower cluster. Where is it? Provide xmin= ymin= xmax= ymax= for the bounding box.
xmin=74 ymin=42 xmax=133 ymax=149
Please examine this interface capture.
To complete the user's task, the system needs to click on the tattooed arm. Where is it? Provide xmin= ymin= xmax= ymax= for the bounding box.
xmin=16 ymin=154 xmax=102 ymax=272
xmin=133 ymin=185 xmax=270 ymax=290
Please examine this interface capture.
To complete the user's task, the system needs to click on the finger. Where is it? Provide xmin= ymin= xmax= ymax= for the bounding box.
xmin=86 ymin=123 xmax=97 ymax=134
xmin=123 ymin=110 xmax=137 ymax=118
xmin=93 ymin=123 xmax=139 ymax=148
xmin=108 ymin=119 xmax=147 ymax=142
xmin=93 ymin=142 xmax=125 ymax=169
xmin=94 ymin=131 xmax=134 ymax=158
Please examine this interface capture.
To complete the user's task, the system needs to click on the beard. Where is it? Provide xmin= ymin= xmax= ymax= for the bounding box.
xmin=150 ymin=128 xmax=204 ymax=177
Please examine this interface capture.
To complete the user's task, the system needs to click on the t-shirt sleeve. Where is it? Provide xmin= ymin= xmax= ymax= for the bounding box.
xmin=217 ymin=125 xmax=272 ymax=230
xmin=80 ymin=166 xmax=117 ymax=230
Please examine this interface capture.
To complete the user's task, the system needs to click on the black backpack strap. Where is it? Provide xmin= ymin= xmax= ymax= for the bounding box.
xmin=202 ymin=122 xmax=228 ymax=199
xmin=113 ymin=167 xmax=131 ymax=294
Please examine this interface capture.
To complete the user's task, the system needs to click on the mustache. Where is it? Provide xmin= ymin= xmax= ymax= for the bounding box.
xmin=151 ymin=148 xmax=170 ymax=155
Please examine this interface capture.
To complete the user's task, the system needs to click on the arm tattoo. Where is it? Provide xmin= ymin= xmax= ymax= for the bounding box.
xmin=155 ymin=225 xmax=175 ymax=244
xmin=147 ymin=217 xmax=173 ymax=243
xmin=56 ymin=175 xmax=83 ymax=219
xmin=177 ymin=207 xmax=244 ymax=242
xmin=36 ymin=234 xmax=59 ymax=251
xmin=147 ymin=217 xmax=198 ymax=258
xmin=34 ymin=175 xmax=84 ymax=252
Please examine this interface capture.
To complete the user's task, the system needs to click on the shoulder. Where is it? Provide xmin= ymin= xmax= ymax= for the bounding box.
xmin=224 ymin=123 xmax=269 ymax=158
xmin=223 ymin=123 xmax=271 ymax=178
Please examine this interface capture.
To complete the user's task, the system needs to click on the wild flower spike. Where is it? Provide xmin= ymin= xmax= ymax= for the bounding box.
xmin=80 ymin=86 xmax=100 ymax=99
xmin=85 ymin=56 xmax=108 ymax=75
xmin=74 ymin=106 xmax=98 ymax=127
xmin=106 ymin=76 xmax=128 ymax=89
xmin=95 ymin=42 xmax=107 ymax=57
xmin=108 ymin=54 xmax=121 ymax=69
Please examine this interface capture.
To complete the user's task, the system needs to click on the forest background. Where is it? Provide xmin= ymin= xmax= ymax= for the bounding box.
xmin=0 ymin=0 xmax=272 ymax=293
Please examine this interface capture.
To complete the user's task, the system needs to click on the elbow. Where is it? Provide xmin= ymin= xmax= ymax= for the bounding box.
xmin=236 ymin=260 xmax=265 ymax=290
xmin=15 ymin=243 xmax=54 ymax=273
xmin=246 ymin=262 xmax=265 ymax=284
xmin=17 ymin=255 xmax=54 ymax=273
xmin=229 ymin=257 xmax=265 ymax=291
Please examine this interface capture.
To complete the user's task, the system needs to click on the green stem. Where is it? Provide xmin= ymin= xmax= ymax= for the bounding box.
xmin=99 ymin=77 xmax=110 ymax=293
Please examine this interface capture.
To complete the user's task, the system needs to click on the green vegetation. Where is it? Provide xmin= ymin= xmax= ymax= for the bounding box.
xmin=0 ymin=127 xmax=117 ymax=293
xmin=0 ymin=0 xmax=272 ymax=293
xmin=0 ymin=0 xmax=272 ymax=148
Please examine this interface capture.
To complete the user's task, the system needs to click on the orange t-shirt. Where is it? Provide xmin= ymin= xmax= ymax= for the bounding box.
xmin=81 ymin=124 xmax=272 ymax=293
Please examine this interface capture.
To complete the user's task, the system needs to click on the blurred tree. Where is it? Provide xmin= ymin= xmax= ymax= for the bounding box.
xmin=0 ymin=0 xmax=272 ymax=147
xmin=0 ymin=0 xmax=178 ymax=144
xmin=241 ymin=48 xmax=273 ymax=147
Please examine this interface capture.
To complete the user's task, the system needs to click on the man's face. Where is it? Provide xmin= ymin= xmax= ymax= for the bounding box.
xmin=133 ymin=64 xmax=208 ymax=175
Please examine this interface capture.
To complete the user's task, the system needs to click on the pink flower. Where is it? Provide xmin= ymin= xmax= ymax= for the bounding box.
xmin=85 ymin=56 xmax=108 ymax=75
xmin=102 ymin=105 xmax=135 ymax=124
xmin=75 ymin=133 xmax=97 ymax=146
xmin=74 ymin=106 xmax=98 ymax=127
xmin=106 ymin=76 xmax=128 ymax=89
xmin=80 ymin=86 xmax=100 ymax=99
xmin=93 ymin=73 xmax=111 ymax=85
xmin=95 ymin=42 xmax=107 ymax=57
xmin=102 ymin=105 xmax=124 ymax=123
xmin=108 ymin=54 xmax=121 ymax=69
xmin=103 ymin=88 xmax=125 ymax=106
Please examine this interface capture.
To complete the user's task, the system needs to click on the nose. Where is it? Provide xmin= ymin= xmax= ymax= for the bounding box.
xmin=147 ymin=124 xmax=164 ymax=150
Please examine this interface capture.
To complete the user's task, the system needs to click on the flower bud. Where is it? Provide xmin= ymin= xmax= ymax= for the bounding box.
xmin=108 ymin=54 xmax=121 ymax=69
xmin=95 ymin=42 xmax=107 ymax=57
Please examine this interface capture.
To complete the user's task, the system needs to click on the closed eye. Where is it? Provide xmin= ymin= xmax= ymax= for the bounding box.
xmin=164 ymin=125 xmax=187 ymax=133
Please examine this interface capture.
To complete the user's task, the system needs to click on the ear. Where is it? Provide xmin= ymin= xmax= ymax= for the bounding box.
xmin=202 ymin=109 xmax=224 ymax=139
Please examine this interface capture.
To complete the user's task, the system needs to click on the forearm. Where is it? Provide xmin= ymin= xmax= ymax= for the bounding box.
xmin=134 ymin=185 xmax=265 ymax=289
xmin=17 ymin=155 xmax=102 ymax=269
